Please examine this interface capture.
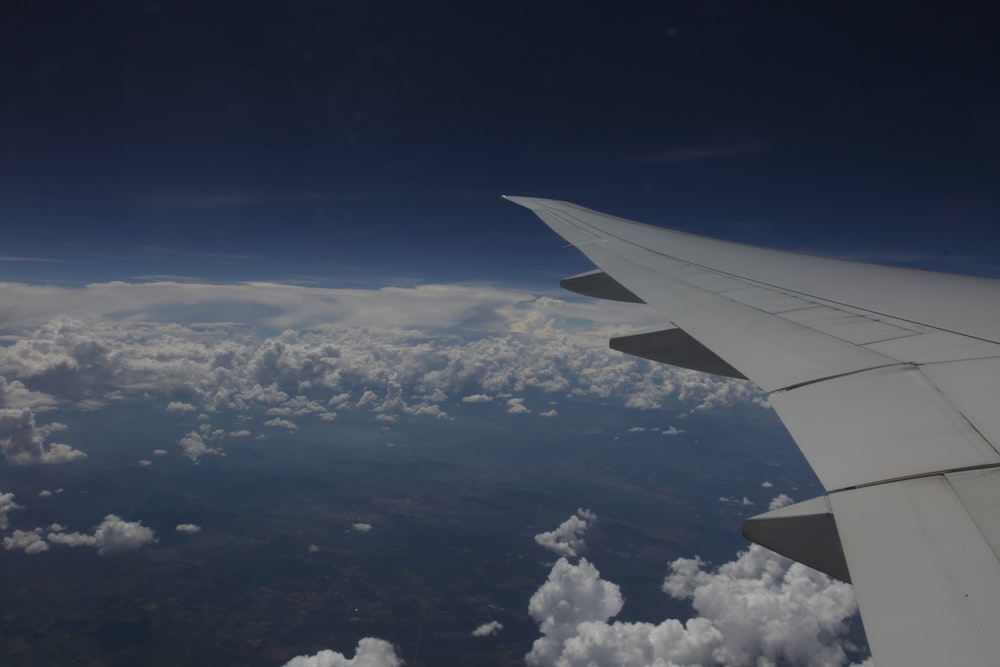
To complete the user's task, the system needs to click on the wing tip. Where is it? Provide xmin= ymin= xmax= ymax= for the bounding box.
xmin=502 ymin=195 xmax=562 ymax=210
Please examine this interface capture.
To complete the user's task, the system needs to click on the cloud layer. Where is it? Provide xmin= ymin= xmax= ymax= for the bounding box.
xmin=0 ymin=282 xmax=766 ymax=464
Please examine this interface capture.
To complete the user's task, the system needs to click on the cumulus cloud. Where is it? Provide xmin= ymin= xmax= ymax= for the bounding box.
xmin=507 ymin=397 xmax=531 ymax=414
xmin=178 ymin=431 xmax=222 ymax=462
xmin=662 ymin=426 xmax=684 ymax=436
xmin=472 ymin=620 xmax=504 ymax=637
xmin=0 ymin=491 xmax=23 ymax=530
xmin=768 ymin=493 xmax=795 ymax=511
xmin=281 ymin=638 xmax=402 ymax=667
xmin=47 ymin=515 xmax=156 ymax=555
xmin=761 ymin=481 xmax=773 ymax=488
xmin=3 ymin=528 xmax=49 ymax=554
xmin=38 ymin=489 xmax=52 ymax=497
xmin=524 ymin=508 xmax=865 ymax=667
xmin=263 ymin=417 xmax=298 ymax=430
xmin=0 ymin=375 xmax=57 ymax=411
xmin=0 ymin=284 xmax=767 ymax=473
xmin=153 ymin=448 xmax=168 ymax=456
xmin=175 ymin=523 xmax=202 ymax=534
xmin=0 ymin=408 xmax=86 ymax=464
xmin=527 ymin=557 xmax=625 ymax=666
xmin=351 ymin=523 xmax=372 ymax=533
xmin=539 ymin=409 xmax=558 ymax=417
xmin=0 ymin=298 xmax=764 ymax=432
xmin=534 ymin=508 xmax=596 ymax=558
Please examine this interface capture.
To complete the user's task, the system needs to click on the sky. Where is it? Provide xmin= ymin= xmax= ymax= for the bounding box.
xmin=1 ymin=1 xmax=999 ymax=284
xmin=0 ymin=2 xmax=997 ymax=666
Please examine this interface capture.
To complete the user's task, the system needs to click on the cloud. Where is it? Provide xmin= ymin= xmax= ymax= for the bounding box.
xmin=539 ymin=409 xmax=558 ymax=417
xmin=761 ymin=481 xmax=773 ymax=488
xmin=719 ymin=496 xmax=755 ymax=506
xmin=0 ymin=408 xmax=86 ymax=464
xmin=507 ymin=397 xmax=531 ymax=414
xmin=0 ymin=491 xmax=23 ymax=530
xmin=0 ymin=284 xmax=766 ymax=473
xmin=534 ymin=508 xmax=597 ymax=558
xmin=3 ymin=528 xmax=49 ymax=554
xmin=308 ymin=544 xmax=320 ymax=553
xmin=178 ymin=431 xmax=222 ymax=462
xmin=153 ymin=448 xmax=168 ymax=455
xmin=38 ymin=489 xmax=52 ymax=497
xmin=662 ymin=426 xmax=684 ymax=436
xmin=352 ymin=523 xmax=372 ymax=533
xmin=47 ymin=514 xmax=156 ymax=555
xmin=281 ymin=638 xmax=403 ymax=667
xmin=768 ymin=493 xmax=794 ymax=511
xmin=175 ymin=523 xmax=202 ymax=534
xmin=527 ymin=557 xmax=625 ymax=666
xmin=525 ymin=514 xmax=865 ymax=667
xmin=0 ymin=375 xmax=57 ymax=411
xmin=472 ymin=620 xmax=503 ymax=637
xmin=263 ymin=417 xmax=299 ymax=430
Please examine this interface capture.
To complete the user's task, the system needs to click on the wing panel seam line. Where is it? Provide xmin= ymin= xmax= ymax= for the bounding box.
xmin=551 ymin=205 xmax=1000 ymax=344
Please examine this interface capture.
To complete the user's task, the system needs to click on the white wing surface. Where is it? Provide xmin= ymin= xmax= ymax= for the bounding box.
xmin=507 ymin=195 xmax=1000 ymax=667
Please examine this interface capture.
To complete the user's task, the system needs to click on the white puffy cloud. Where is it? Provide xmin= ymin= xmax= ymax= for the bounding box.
xmin=176 ymin=523 xmax=202 ymax=534
xmin=281 ymin=638 xmax=402 ymax=667
xmin=153 ymin=448 xmax=168 ymax=456
xmin=507 ymin=397 xmax=531 ymax=414
xmin=769 ymin=493 xmax=795 ymax=511
xmin=525 ymin=543 xmax=863 ymax=667
xmin=352 ymin=523 xmax=372 ymax=533
xmin=138 ymin=459 xmax=152 ymax=466
xmin=0 ymin=375 xmax=57 ymax=411
xmin=662 ymin=426 xmax=684 ymax=436
xmin=0 ymin=491 xmax=23 ymax=530
xmin=0 ymin=407 xmax=86 ymax=464
xmin=38 ymin=489 xmax=52 ymax=497
xmin=3 ymin=528 xmax=49 ymax=554
xmin=471 ymin=620 xmax=503 ymax=637
xmin=527 ymin=557 xmax=625 ymax=666
xmin=534 ymin=509 xmax=597 ymax=558
xmin=264 ymin=417 xmax=299 ymax=430
xmin=178 ymin=431 xmax=222 ymax=462
xmin=761 ymin=481 xmax=773 ymax=488
xmin=539 ymin=409 xmax=558 ymax=417
xmin=47 ymin=515 xmax=156 ymax=555
xmin=0 ymin=284 xmax=767 ymax=471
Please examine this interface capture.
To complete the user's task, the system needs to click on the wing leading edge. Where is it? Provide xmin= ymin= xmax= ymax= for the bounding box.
xmin=507 ymin=195 xmax=1000 ymax=667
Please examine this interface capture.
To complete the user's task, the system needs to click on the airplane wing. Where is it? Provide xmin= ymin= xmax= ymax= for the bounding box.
xmin=506 ymin=195 xmax=1000 ymax=667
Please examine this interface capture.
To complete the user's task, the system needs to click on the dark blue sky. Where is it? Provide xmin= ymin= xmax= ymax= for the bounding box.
xmin=2 ymin=1 xmax=999 ymax=284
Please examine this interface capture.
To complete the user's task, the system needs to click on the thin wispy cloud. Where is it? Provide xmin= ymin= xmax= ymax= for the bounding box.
xmin=637 ymin=139 xmax=768 ymax=164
